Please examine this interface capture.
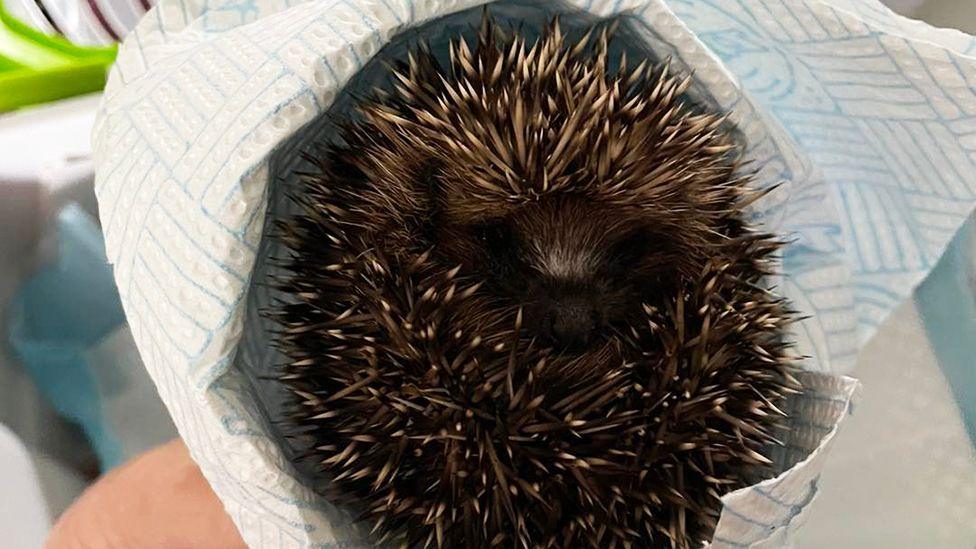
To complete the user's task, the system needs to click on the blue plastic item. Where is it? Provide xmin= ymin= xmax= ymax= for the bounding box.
xmin=916 ymin=212 xmax=976 ymax=447
xmin=6 ymin=204 xmax=126 ymax=469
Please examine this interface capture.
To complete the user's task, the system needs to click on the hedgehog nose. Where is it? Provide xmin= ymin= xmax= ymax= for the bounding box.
xmin=547 ymin=299 xmax=599 ymax=349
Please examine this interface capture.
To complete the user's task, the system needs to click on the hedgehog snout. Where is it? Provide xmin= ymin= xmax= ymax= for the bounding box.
xmin=547 ymin=299 xmax=599 ymax=349
xmin=537 ymin=292 xmax=604 ymax=350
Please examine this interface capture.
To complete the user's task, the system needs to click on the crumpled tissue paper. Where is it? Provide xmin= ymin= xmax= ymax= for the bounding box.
xmin=91 ymin=0 xmax=976 ymax=546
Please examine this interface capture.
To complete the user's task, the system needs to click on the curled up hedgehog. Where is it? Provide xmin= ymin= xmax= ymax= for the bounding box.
xmin=272 ymin=14 xmax=800 ymax=549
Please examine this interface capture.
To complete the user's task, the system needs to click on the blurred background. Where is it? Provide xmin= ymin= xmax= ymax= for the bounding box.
xmin=0 ymin=1 xmax=973 ymax=548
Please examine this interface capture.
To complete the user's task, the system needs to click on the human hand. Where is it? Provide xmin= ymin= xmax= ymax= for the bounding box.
xmin=45 ymin=438 xmax=246 ymax=549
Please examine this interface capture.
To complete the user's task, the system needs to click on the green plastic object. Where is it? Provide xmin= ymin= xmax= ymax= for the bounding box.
xmin=0 ymin=2 xmax=117 ymax=111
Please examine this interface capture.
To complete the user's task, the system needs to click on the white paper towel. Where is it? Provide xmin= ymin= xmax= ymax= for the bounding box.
xmin=91 ymin=0 xmax=976 ymax=546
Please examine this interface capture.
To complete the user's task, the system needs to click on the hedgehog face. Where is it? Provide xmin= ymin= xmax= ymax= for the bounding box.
xmin=433 ymin=195 xmax=677 ymax=349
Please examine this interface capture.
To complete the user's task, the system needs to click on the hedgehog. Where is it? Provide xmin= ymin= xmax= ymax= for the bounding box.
xmin=271 ymin=14 xmax=799 ymax=549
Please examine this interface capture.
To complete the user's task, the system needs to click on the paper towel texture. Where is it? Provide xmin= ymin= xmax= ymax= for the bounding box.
xmin=92 ymin=0 xmax=975 ymax=546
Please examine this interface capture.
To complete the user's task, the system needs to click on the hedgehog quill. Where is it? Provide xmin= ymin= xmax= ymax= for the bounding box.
xmin=272 ymin=15 xmax=799 ymax=549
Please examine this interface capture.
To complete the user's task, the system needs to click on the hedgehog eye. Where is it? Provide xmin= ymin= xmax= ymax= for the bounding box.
xmin=609 ymin=231 xmax=654 ymax=270
xmin=472 ymin=221 xmax=515 ymax=255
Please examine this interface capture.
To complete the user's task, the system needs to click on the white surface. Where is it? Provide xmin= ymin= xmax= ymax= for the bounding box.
xmin=0 ymin=424 xmax=51 ymax=549
xmin=0 ymin=93 xmax=101 ymax=265
xmin=796 ymin=301 xmax=976 ymax=548
xmin=0 ymin=94 xmax=100 ymax=181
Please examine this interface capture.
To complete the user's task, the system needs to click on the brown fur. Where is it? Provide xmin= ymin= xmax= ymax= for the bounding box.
xmin=274 ymin=15 xmax=797 ymax=549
